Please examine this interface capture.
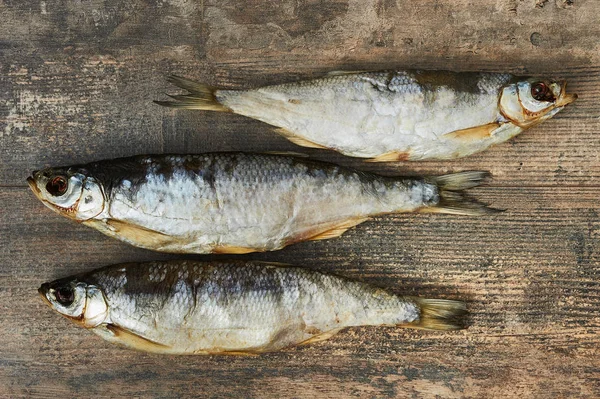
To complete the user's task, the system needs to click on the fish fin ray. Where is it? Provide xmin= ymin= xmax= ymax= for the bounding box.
xmin=84 ymin=219 xmax=176 ymax=248
xmin=105 ymin=324 xmax=172 ymax=353
xmin=105 ymin=220 xmax=173 ymax=246
xmin=212 ymin=245 xmax=258 ymax=254
xmin=442 ymin=122 xmax=501 ymax=141
xmin=155 ymin=75 xmax=231 ymax=112
xmin=273 ymin=127 xmax=329 ymax=150
xmin=366 ymin=151 xmax=411 ymax=162
xmin=299 ymin=328 xmax=344 ymax=345
xmin=400 ymin=298 xmax=468 ymax=331
xmin=421 ymin=171 xmax=501 ymax=216
xmin=309 ymin=218 xmax=370 ymax=241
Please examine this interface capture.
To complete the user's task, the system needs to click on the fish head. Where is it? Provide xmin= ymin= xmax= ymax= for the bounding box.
xmin=39 ymin=277 xmax=108 ymax=328
xmin=27 ymin=167 xmax=105 ymax=221
xmin=499 ymin=78 xmax=577 ymax=128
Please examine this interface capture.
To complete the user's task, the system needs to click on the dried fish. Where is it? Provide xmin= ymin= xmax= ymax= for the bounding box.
xmin=156 ymin=71 xmax=576 ymax=161
xmin=39 ymin=260 xmax=467 ymax=354
xmin=28 ymin=153 xmax=496 ymax=254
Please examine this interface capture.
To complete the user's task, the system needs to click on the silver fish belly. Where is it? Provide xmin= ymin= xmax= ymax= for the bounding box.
xmin=38 ymin=261 xmax=467 ymax=354
xmin=157 ymin=70 xmax=576 ymax=161
xmin=28 ymin=153 xmax=495 ymax=254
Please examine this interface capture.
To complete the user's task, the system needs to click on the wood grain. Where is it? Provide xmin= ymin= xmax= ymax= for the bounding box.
xmin=1 ymin=0 xmax=599 ymax=397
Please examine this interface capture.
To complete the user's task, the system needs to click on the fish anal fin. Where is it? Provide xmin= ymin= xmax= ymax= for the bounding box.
xmin=299 ymin=328 xmax=344 ymax=346
xmin=212 ymin=245 xmax=258 ymax=255
xmin=105 ymin=324 xmax=172 ymax=353
xmin=366 ymin=151 xmax=412 ymax=162
xmin=84 ymin=219 xmax=174 ymax=248
xmin=273 ymin=128 xmax=329 ymax=150
xmin=309 ymin=218 xmax=370 ymax=241
xmin=442 ymin=122 xmax=501 ymax=141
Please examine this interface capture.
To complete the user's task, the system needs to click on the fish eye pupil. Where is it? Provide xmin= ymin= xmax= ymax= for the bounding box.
xmin=46 ymin=176 xmax=68 ymax=196
xmin=55 ymin=286 xmax=75 ymax=306
xmin=531 ymin=82 xmax=551 ymax=101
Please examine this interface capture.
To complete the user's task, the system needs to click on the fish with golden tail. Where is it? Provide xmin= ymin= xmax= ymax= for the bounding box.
xmin=39 ymin=260 xmax=467 ymax=354
xmin=28 ymin=153 xmax=496 ymax=254
xmin=156 ymin=70 xmax=576 ymax=161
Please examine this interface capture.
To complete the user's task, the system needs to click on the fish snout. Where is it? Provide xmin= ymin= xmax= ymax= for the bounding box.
xmin=27 ymin=176 xmax=42 ymax=198
xmin=556 ymin=81 xmax=578 ymax=107
xmin=38 ymin=282 xmax=49 ymax=296
xmin=38 ymin=283 xmax=53 ymax=306
xmin=559 ymin=92 xmax=578 ymax=106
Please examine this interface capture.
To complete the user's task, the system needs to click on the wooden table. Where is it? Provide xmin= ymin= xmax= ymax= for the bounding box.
xmin=1 ymin=0 xmax=598 ymax=397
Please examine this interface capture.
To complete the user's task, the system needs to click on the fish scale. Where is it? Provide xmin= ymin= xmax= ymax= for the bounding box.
xmin=39 ymin=261 xmax=467 ymax=354
xmin=28 ymin=153 xmax=497 ymax=254
xmin=157 ymin=70 xmax=576 ymax=161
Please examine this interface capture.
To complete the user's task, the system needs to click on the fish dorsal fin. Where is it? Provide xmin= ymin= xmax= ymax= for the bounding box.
xmin=272 ymin=128 xmax=329 ymax=150
xmin=105 ymin=324 xmax=172 ymax=353
xmin=309 ymin=218 xmax=370 ymax=241
xmin=84 ymin=219 xmax=174 ymax=249
xmin=366 ymin=151 xmax=412 ymax=162
xmin=442 ymin=122 xmax=501 ymax=141
xmin=299 ymin=328 xmax=344 ymax=345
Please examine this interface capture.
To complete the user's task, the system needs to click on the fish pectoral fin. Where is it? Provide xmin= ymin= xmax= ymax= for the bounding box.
xmin=212 ymin=245 xmax=258 ymax=254
xmin=366 ymin=151 xmax=412 ymax=162
xmin=299 ymin=328 xmax=344 ymax=346
xmin=309 ymin=218 xmax=370 ymax=241
xmin=442 ymin=122 xmax=501 ymax=141
xmin=105 ymin=324 xmax=172 ymax=353
xmin=96 ymin=219 xmax=174 ymax=248
xmin=273 ymin=128 xmax=330 ymax=150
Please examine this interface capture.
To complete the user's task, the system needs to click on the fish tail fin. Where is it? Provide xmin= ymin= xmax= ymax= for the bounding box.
xmin=154 ymin=75 xmax=231 ymax=112
xmin=422 ymin=171 xmax=501 ymax=216
xmin=404 ymin=298 xmax=468 ymax=331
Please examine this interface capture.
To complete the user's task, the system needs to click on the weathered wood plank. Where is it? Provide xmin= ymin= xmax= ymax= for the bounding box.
xmin=1 ymin=1 xmax=599 ymax=187
xmin=1 ymin=186 xmax=598 ymax=398
xmin=1 ymin=0 xmax=599 ymax=397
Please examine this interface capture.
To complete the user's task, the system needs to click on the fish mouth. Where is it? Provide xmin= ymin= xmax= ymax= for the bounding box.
xmin=27 ymin=176 xmax=43 ymax=200
xmin=555 ymin=82 xmax=578 ymax=107
xmin=38 ymin=283 xmax=52 ymax=307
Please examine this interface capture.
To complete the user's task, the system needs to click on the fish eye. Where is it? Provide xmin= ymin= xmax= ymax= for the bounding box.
xmin=55 ymin=286 xmax=75 ymax=306
xmin=531 ymin=82 xmax=554 ymax=102
xmin=46 ymin=176 xmax=68 ymax=196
